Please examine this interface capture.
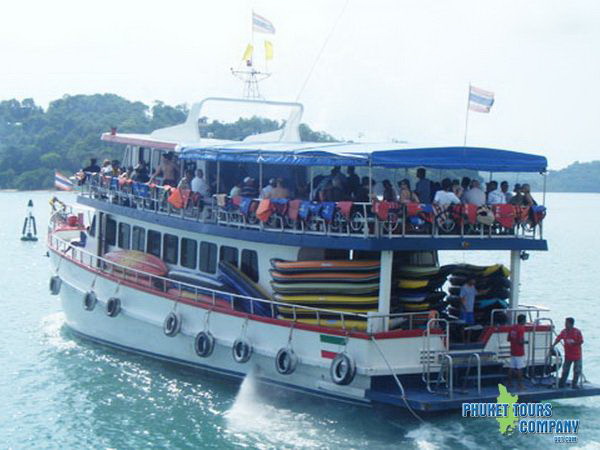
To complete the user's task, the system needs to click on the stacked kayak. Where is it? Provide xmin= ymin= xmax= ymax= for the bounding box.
xmin=444 ymin=263 xmax=511 ymax=324
xmin=395 ymin=265 xmax=451 ymax=313
xmin=270 ymin=259 xmax=381 ymax=330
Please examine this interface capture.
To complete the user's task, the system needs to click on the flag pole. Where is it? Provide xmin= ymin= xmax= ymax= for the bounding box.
xmin=463 ymin=83 xmax=471 ymax=147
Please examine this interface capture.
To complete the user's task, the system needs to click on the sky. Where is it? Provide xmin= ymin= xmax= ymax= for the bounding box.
xmin=1 ymin=0 xmax=599 ymax=169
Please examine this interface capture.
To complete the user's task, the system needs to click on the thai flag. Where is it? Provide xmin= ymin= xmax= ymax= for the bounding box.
xmin=54 ymin=171 xmax=73 ymax=191
xmin=253 ymin=12 xmax=276 ymax=34
xmin=469 ymin=85 xmax=495 ymax=113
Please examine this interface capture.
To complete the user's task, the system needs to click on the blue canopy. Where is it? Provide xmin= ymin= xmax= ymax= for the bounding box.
xmin=179 ymin=141 xmax=547 ymax=173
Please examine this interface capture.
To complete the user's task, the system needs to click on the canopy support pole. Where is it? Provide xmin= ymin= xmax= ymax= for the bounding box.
xmin=309 ymin=166 xmax=313 ymax=200
xmin=509 ymin=250 xmax=521 ymax=322
xmin=368 ymin=160 xmax=373 ymax=200
xmin=375 ymin=250 xmax=393 ymax=332
xmin=542 ymin=172 xmax=547 ymax=206
xmin=259 ymin=156 xmax=263 ymax=196
xmin=216 ymin=161 xmax=220 ymax=194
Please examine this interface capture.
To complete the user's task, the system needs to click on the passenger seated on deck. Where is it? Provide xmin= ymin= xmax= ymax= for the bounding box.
xmin=397 ymin=179 xmax=419 ymax=204
xmin=229 ymin=180 xmax=243 ymax=197
xmin=267 ymin=178 xmax=291 ymax=199
xmin=131 ymin=161 xmax=150 ymax=183
xmin=381 ymin=179 xmax=396 ymax=202
xmin=260 ymin=178 xmax=276 ymax=199
xmin=452 ymin=179 xmax=463 ymax=199
xmin=354 ymin=177 xmax=371 ymax=202
xmin=82 ymin=158 xmax=101 ymax=174
xmin=501 ymin=181 xmax=513 ymax=203
xmin=521 ymin=184 xmax=537 ymax=206
xmin=191 ymin=169 xmax=210 ymax=197
xmin=507 ymin=314 xmax=527 ymax=391
xmin=487 ymin=181 xmax=506 ymax=205
xmin=240 ymin=177 xmax=258 ymax=198
xmin=100 ymin=159 xmax=113 ymax=176
xmin=177 ymin=169 xmax=194 ymax=191
xmin=462 ymin=180 xmax=486 ymax=206
xmin=433 ymin=178 xmax=461 ymax=206
xmin=509 ymin=184 xmax=526 ymax=205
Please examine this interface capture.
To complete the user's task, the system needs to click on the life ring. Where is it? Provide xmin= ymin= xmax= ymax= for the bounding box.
xmin=163 ymin=312 xmax=181 ymax=337
xmin=330 ymin=353 xmax=356 ymax=385
xmin=275 ymin=347 xmax=298 ymax=375
xmin=83 ymin=291 xmax=97 ymax=311
xmin=194 ymin=331 xmax=215 ymax=358
xmin=232 ymin=338 xmax=252 ymax=363
xmin=49 ymin=275 xmax=61 ymax=295
xmin=106 ymin=297 xmax=121 ymax=317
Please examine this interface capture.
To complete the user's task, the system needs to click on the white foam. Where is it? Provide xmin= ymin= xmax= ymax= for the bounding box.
xmin=224 ymin=372 xmax=326 ymax=448
xmin=41 ymin=312 xmax=76 ymax=351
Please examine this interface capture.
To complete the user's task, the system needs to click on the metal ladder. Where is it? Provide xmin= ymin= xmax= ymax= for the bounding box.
xmin=527 ymin=317 xmax=555 ymax=381
xmin=421 ymin=318 xmax=450 ymax=395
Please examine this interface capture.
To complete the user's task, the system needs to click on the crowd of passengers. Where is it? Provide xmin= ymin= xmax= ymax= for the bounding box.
xmin=81 ymin=155 xmax=538 ymax=208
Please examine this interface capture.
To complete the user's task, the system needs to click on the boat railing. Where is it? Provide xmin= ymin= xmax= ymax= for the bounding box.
xmin=490 ymin=304 xmax=550 ymax=327
xmin=78 ymin=174 xmax=545 ymax=240
xmin=48 ymin=231 xmax=437 ymax=335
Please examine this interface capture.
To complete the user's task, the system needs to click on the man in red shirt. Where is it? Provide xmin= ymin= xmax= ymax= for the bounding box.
xmin=507 ymin=314 xmax=527 ymax=391
xmin=552 ymin=317 xmax=584 ymax=388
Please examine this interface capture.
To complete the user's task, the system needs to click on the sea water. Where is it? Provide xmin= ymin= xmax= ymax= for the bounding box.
xmin=0 ymin=191 xmax=599 ymax=449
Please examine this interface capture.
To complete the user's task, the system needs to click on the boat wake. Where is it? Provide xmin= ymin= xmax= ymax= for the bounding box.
xmin=224 ymin=371 xmax=330 ymax=448
xmin=406 ymin=422 xmax=479 ymax=450
xmin=41 ymin=312 xmax=76 ymax=351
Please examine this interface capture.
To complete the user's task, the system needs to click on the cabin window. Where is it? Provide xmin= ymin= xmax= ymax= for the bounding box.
xmin=220 ymin=245 xmax=239 ymax=267
xmin=89 ymin=215 xmax=96 ymax=237
xmin=199 ymin=241 xmax=217 ymax=274
xmin=105 ymin=217 xmax=117 ymax=247
xmin=180 ymin=238 xmax=197 ymax=269
xmin=163 ymin=234 xmax=178 ymax=264
xmin=118 ymin=223 xmax=131 ymax=249
xmin=147 ymin=230 xmax=161 ymax=258
xmin=241 ymin=249 xmax=259 ymax=282
xmin=132 ymin=226 xmax=145 ymax=251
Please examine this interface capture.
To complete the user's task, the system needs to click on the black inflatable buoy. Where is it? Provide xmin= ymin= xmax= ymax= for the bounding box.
xmin=21 ymin=199 xmax=38 ymax=242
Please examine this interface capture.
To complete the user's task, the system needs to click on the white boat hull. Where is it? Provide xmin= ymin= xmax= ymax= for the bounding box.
xmin=52 ymin=251 xmax=434 ymax=404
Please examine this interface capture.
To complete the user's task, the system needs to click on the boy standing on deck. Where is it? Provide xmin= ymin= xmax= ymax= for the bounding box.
xmin=552 ymin=317 xmax=584 ymax=388
xmin=507 ymin=314 xmax=527 ymax=391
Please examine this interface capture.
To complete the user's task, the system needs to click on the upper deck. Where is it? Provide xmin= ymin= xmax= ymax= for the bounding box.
xmin=78 ymin=177 xmax=547 ymax=251
xmin=89 ymin=97 xmax=548 ymax=251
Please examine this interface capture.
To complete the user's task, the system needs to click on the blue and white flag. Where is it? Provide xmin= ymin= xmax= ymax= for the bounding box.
xmin=253 ymin=12 xmax=276 ymax=34
xmin=54 ymin=171 xmax=73 ymax=191
xmin=469 ymin=85 xmax=495 ymax=113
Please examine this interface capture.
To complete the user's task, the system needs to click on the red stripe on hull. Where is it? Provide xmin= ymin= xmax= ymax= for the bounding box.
xmin=321 ymin=350 xmax=338 ymax=359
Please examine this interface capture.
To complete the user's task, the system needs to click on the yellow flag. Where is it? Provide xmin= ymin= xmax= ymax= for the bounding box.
xmin=264 ymin=40 xmax=273 ymax=61
xmin=242 ymin=44 xmax=254 ymax=61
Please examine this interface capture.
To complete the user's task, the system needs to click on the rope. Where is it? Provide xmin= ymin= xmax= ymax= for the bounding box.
xmin=370 ymin=336 xmax=425 ymax=423
xmin=295 ymin=0 xmax=350 ymax=101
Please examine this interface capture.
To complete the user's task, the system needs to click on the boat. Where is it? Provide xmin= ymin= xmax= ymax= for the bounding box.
xmin=47 ymin=96 xmax=600 ymax=413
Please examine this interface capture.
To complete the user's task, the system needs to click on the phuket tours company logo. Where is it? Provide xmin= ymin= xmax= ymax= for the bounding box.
xmin=461 ymin=383 xmax=579 ymax=443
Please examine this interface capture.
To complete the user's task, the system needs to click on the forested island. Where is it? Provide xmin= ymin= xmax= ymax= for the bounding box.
xmin=0 ymin=94 xmax=598 ymax=192
xmin=0 ymin=94 xmax=334 ymax=190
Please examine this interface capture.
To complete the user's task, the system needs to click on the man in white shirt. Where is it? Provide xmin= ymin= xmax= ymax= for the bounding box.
xmin=433 ymin=179 xmax=461 ymax=206
xmin=260 ymin=178 xmax=276 ymax=199
xmin=462 ymin=180 xmax=486 ymax=206
xmin=191 ymin=169 xmax=210 ymax=197
xmin=487 ymin=181 xmax=506 ymax=205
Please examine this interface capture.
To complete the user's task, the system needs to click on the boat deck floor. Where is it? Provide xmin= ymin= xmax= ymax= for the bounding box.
xmin=367 ymin=378 xmax=600 ymax=412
